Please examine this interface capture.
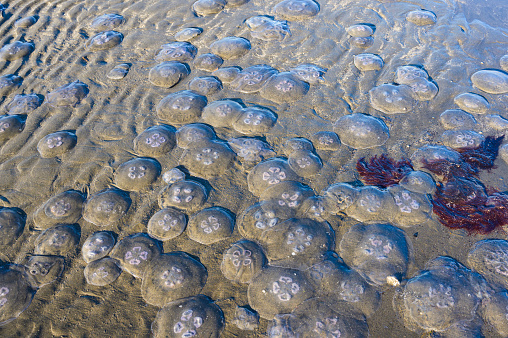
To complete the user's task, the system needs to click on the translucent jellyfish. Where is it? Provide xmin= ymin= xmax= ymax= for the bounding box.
xmin=247 ymin=266 xmax=315 ymax=319
xmin=259 ymin=181 xmax=315 ymax=219
xmin=86 ymin=31 xmax=123 ymax=51
xmin=289 ymin=64 xmax=326 ymax=85
xmin=305 ymin=253 xmax=381 ymax=317
xmin=148 ymin=208 xmax=187 ymax=241
xmin=188 ymin=76 xmax=222 ymax=96
xmin=369 ymin=83 xmax=416 ymax=114
xmin=212 ymin=66 xmax=242 ymax=84
xmin=193 ymin=53 xmax=223 ymax=72
xmin=453 ymin=92 xmax=490 ymax=114
xmin=141 ymin=252 xmax=207 ymax=307
xmin=395 ymin=65 xmax=429 ymax=84
xmin=175 ymin=27 xmax=203 ymax=42
xmin=441 ymin=130 xmax=484 ymax=150
xmin=480 ymin=291 xmax=508 ymax=336
xmin=192 ymin=0 xmax=226 ymax=16
xmin=483 ymin=114 xmax=508 ymax=131
xmin=345 ymin=186 xmax=395 ymax=223
xmin=350 ymin=36 xmax=373 ymax=48
xmin=228 ymin=137 xmax=275 ymax=164
xmin=232 ymin=106 xmax=277 ymax=135
xmin=262 ymin=218 xmax=334 ymax=269
xmin=393 ymin=256 xmax=483 ymax=333
xmin=163 ymin=168 xmax=186 ymax=184
xmin=84 ymin=257 xmax=122 ymax=286
xmin=107 ymin=63 xmax=130 ymax=80
xmin=245 ymin=15 xmax=291 ymax=42
xmin=410 ymin=144 xmax=463 ymax=173
xmin=439 ymin=109 xmax=477 ymax=130
xmin=33 ymin=190 xmax=85 ymax=230
xmin=110 ymin=233 xmax=162 ymax=278
xmin=298 ymin=196 xmax=330 ymax=221
xmin=82 ymin=188 xmax=131 ymax=226
xmin=175 ymin=123 xmax=216 ymax=149
xmin=133 ymin=125 xmax=176 ymax=157
xmin=156 ymin=90 xmax=207 ymax=125
xmin=186 ymin=207 xmax=234 ymax=245
xmin=237 ymin=202 xmax=281 ymax=242
xmin=273 ymin=0 xmax=320 ymax=20
xmin=347 ymin=24 xmax=374 ymax=37
xmin=0 ymin=114 xmax=24 ymax=144
xmin=407 ymin=78 xmax=439 ymax=101
xmin=0 ymin=74 xmax=22 ymax=97
xmin=221 ymin=240 xmax=266 ymax=284
xmin=340 ymin=223 xmax=413 ymax=286
xmin=37 ymin=131 xmax=77 ymax=158
xmin=501 ymin=55 xmax=508 ymax=72
xmin=0 ymin=264 xmax=37 ymax=326
xmin=34 ymin=224 xmax=81 ymax=256
xmin=180 ymin=140 xmax=235 ymax=179
xmin=471 ymin=69 xmax=508 ymax=94
xmin=201 ymin=99 xmax=244 ymax=128
xmin=232 ymin=306 xmax=259 ymax=331
xmin=467 ymin=239 xmax=508 ymax=290
xmin=283 ymin=138 xmax=314 ymax=156
xmin=260 ymin=72 xmax=310 ymax=104
xmin=149 ymin=61 xmax=190 ymax=88
xmin=6 ymin=94 xmax=42 ymax=115
xmin=210 ymin=37 xmax=251 ymax=60
xmin=26 ymin=255 xmax=64 ymax=287
xmin=114 ymin=157 xmax=161 ymax=192
xmin=90 ymin=14 xmax=124 ymax=31
xmin=399 ymin=170 xmax=436 ymax=194
xmin=151 ymin=295 xmax=224 ymax=338
xmin=82 ymin=231 xmax=116 ymax=263
xmin=353 ymin=53 xmax=384 ymax=71
xmin=247 ymin=158 xmax=300 ymax=196
xmin=0 ymin=207 xmax=26 ymax=249
xmin=231 ymin=64 xmax=278 ymax=93
xmin=310 ymin=131 xmax=341 ymax=151
xmin=290 ymin=298 xmax=370 ymax=337
xmin=266 ymin=313 xmax=297 ymax=337
xmin=0 ymin=41 xmax=34 ymax=61
xmin=158 ymin=179 xmax=208 ymax=212
xmin=14 ymin=16 xmax=37 ymax=29
xmin=322 ymin=183 xmax=359 ymax=214
xmin=47 ymin=80 xmax=89 ymax=107
xmin=387 ymin=185 xmax=432 ymax=226
xmin=406 ymin=9 xmax=437 ymax=25
xmin=155 ymin=41 xmax=197 ymax=62
xmin=288 ymin=150 xmax=323 ymax=177
xmin=333 ymin=113 xmax=389 ymax=149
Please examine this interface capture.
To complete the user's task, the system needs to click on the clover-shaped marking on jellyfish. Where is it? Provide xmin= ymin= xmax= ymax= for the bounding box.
xmin=0 ymin=287 xmax=9 ymax=307
xmin=359 ymin=193 xmax=381 ymax=212
xmin=29 ymin=261 xmax=51 ymax=277
xmin=484 ymin=250 xmax=508 ymax=276
xmin=278 ymin=191 xmax=302 ymax=208
xmin=96 ymin=200 xmax=116 ymax=213
xmin=275 ymin=79 xmax=295 ymax=93
xmin=262 ymin=167 xmax=287 ymax=185
xmin=195 ymin=148 xmax=220 ymax=165
xmin=339 ymin=280 xmax=365 ymax=302
xmin=159 ymin=214 xmax=179 ymax=231
xmin=454 ymin=133 xmax=477 ymax=148
xmin=125 ymin=246 xmax=149 ymax=265
xmin=243 ymin=111 xmax=265 ymax=126
xmin=48 ymin=232 xmax=68 ymax=247
xmin=46 ymin=136 xmax=63 ymax=149
xmin=92 ymin=266 xmax=109 ymax=280
xmin=314 ymin=317 xmax=341 ymax=338
xmin=254 ymin=209 xmax=278 ymax=230
xmin=242 ymin=71 xmax=264 ymax=86
xmin=161 ymin=266 xmax=185 ymax=288
xmin=363 ymin=235 xmax=394 ymax=259
xmin=0 ymin=121 xmax=10 ymax=132
xmin=49 ymin=199 xmax=72 ymax=217
xmin=287 ymin=227 xmax=313 ymax=254
xmin=349 ymin=122 xmax=372 ymax=137
xmin=393 ymin=190 xmax=420 ymax=213
xmin=171 ymin=187 xmax=195 ymax=204
xmin=231 ymin=248 xmax=252 ymax=267
xmin=200 ymin=216 xmax=221 ymax=234
xmin=272 ymin=276 xmax=301 ymax=301
xmin=145 ymin=133 xmax=166 ymax=148
xmin=173 ymin=310 xmax=203 ymax=336
xmin=318 ymin=134 xmax=334 ymax=146
xmin=127 ymin=165 xmax=147 ymax=179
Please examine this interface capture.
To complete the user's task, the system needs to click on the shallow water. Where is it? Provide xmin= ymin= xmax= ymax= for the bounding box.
xmin=0 ymin=0 xmax=507 ymax=336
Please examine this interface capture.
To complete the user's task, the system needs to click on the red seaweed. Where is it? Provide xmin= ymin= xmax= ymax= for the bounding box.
xmin=457 ymin=135 xmax=504 ymax=170
xmin=356 ymin=154 xmax=413 ymax=188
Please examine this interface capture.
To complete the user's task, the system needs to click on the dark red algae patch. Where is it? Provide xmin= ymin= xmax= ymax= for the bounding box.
xmin=356 ymin=154 xmax=413 ymax=188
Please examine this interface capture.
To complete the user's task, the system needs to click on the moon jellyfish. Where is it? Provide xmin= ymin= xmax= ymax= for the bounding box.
xmin=148 ymin=61 xmax=190 ymax=88
xmin=33 ymin=190 xmax=85 ymax=230
xmin=179 ymin=140 xmax=235 ymax=179
xmin=471 ymin=69 xmax=508 ymax=94
xmin=82 ymin=231 xmax=116 ymax=263
xmin=0 ymin=264 xmax=36 ymax=326
xmin=175 ymin=27 xmax=203 ymax=42
xmin=193 ymin=53 xmax=223 ymax=72
xmin=347 ymin=24 xmax=374 ymax=37
xmin=47 ymin=80 xmax=89 ymax=107
xmin=387 ymin=185 xmax=432 ymax=226
xmin=34 ymin=224 xmax=80 ymax=256
xmin=322 ymin=183 xmax=359 ymax=214
xmin=192 ymin=0 xmax=226 ymax=17
xmin=354 ymin=53 xmax=384 ymax=71
xmin=155 ymin=41 xmax=197 ymax=62
xmin=147 ymin=208 xmax=187 ymax=241
xmin=260 ymin=72 xmax=309 ymax=104
xmin=90 ymin=14 xmax=124 ymax=31
xmin=151 ymin=295 xmax=224 ymax=338
xmin=399 ymin=170 xmax=436 ymax=194
xmin=247 ymin=158 xmax=300 ymax=196
xmin=441 ymin=130 xmax=484 ymax=150
xmin=110 ymin=233 xmax=162 ymax=278
xmin=14 ymin=16 xmax=37 ymax=29
xmin=141 ymin=252 xmax=207 ymax=307
xmin=134 ymin=125 xmax=176 ymax=157
xmin=107 ymin=63 xmax=130 ymax=80
xmin=37 ymin=131 xmax=77 ymax=158
xmin=26 ymin=255 xmax=64 ymax=287
xmin=232 ymin=306 xmax=259 ymax=330
xmin=86 ymin=31 xmax=123 ymax=51
xmin=273 ymin=0 xmax=320 ymax=21
xmin=188 ymin=76 xmax=222 ymax=96
xmin=0 ymin=207 xmax=26 ymax=249
xmin=246 ymin=15 xmax=291 ymax=42
xmin=158 ymin=179 xmax=208 ymax=212
xmin=210 ymin=37 xmax=251 ymax=60
xmin=175 ymin=123 xmax=216 ymax=149
xmin=220 ymin=240 xmax=266 ymax=283
xmin=187 ymin=207 xmax=234 ymax=245
xmin=310 ymin=131 xmax=341 ymax=151
xmin=406 ymin=9 xmax=437 ymax=25
xmin=6 ymin=94 xmax=42 ymax=115
xmin=237 ymin=202 xmax=281 ymax=242
xmin=439 ymin=109 xmax=477 ymax=129
xmin=467 ymin=239 xmax=508 ymax=290
xmin=345 ymin=186 xmax=395 ymax=223
xmin=156 ymin=90 xmax=207 ymax=125
xmin=339 ymin=223 xmax=413 ymax=286
xmin=84 ymin=257 xmax=122 ymax=286
xmin=202 ymin=100 xmax=244 ymax=128
xmin=481 ymin=291 xmax=508 ymax=337
xmin=231 ymin=64 xmax=278 ymax=93
xmin=0 ymin=74 xmax=22 ymax=97
xmin=232 ymin=106 xmax=277 ymax=135
xmin=212 ymin=66 xmax=242 ymax=84
xmin=259 ymin=181 xmax=315 ymax=219
xmin=333 ymin=113 xmax=389 ymax=149
xmin=454 ymin=92 xmax=490 ymax=114
xmin=369 ymin=84 xmax=416 ymax=114
xmin=228 ymin=137 xmax=275 ymax=165
xmin=289 ymin=64 xmax=326 ymax=84
xmin=82 ymin=188 xmax=131 ymax=227
xmin=288 ymin=150 xmax=323 ymax=177
xmin=247 ymin=265 xmax=315 ymax=319
xmin=0 ymin=114 xmax=24 ymax=144
xmin=0 ymin=41 xmax=34 ymax=61
xmin=114 ymin=157 xmax=161 ymax=192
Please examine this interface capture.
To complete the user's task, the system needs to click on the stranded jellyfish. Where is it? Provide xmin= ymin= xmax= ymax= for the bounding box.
xmin=133 ymin=125 xmax=176 ymax=157
xmin=232 ymin=106 xmax=277 ymax=135
xmin=471 ymin=69 xmax=508 ymax=94
xmin=188 ymin=76 xmax=222 ymax=96
xmin=90 ymin=14 xmax=124 ymax=31
xmin=192 ymin=0 xmax=226 ymax=17
xmin=84 ymin=257 xmax=122 ymax=286
xmin=156 ymin=90 xmax=207 ymax=125
xmin=0 ymin=264 xmax=37 ymax=326
xmin=273 ymin=0 xmax=320 ymax=21
xmin=454 ymin=92 xmax=490 ymax=114
xmin=6 ymin=94 xmax=42 ymax=115
xmin=47 ymin=80 xmax=89 ymax=107
xmin=0 ymin=115 xmax=25 ymax=144
xmin=467 ymin=239 xmax=508 ymax=290
xmin=0 ymin=41 xmax=34 ymax=61
xmin=0 ymin=207 xmax=26 ymax=249
xmin=37 ymin=131 xmax=77 ymax=158
xmin=247 ymin=158 xmax=300 ymax=196
xmin=210 ymin=37 xmax=251 ymax=60
xmin=155 ymin=41 xmax=197 ymax=62
xmin=33 ymin=190 xmax=85 ymax=230
xmin=148 ymin=61 xmax=190 ymax=88
xmin=34 ymin=224 xmax=81 ymax=256
xmin=147 ymin=208 xmax=187 ymax=241
xmin=202 ymin=100 xmax=244 ymax=128
xmin=439 ymin=109 xmax=477 ymax=130
xmin=260 ymin=72 xmax=309 ymax=104
xmin=369 ymin=83 xmax=416 ymax=114
xmin=175 ymin=27 xmax=203 ymax=42
xmin=406 ymin=9 xmax=437 ymax=26
xmin=158 ymin=179 xmax=208 ymax=212
xmin=26 ymin=255 xmax=64 ymax=287
xmin=114 ymin=157 xmax=161 ymax=192
xmin=193 ymin=53 xmax=223 ymax=72
xmin=175 ymin=123 xmax=216 ymax=149
xmin=82 ymin=231 xmax=116 ymax=263
xmin=186 ymin=207 xmax=235 ymax=245
xmin=333 ymin=113 xmax=389 ymax=149
xmin=82 ymin=188 xmax=131 ymax=227
xmin=231 ymin=64 xmax=278 ymax=93
xmin=179 ymin=140 xmax=235 ymax=179
xmin=246 ymin=16 xmax=291 ymax=42
xmin=221 ymin=240 xmax=266 ymax=283
xmin=0 ymin=74 xmax=22 ymax=97
xmin=86 ymin=31 xmax=123 ymax=51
